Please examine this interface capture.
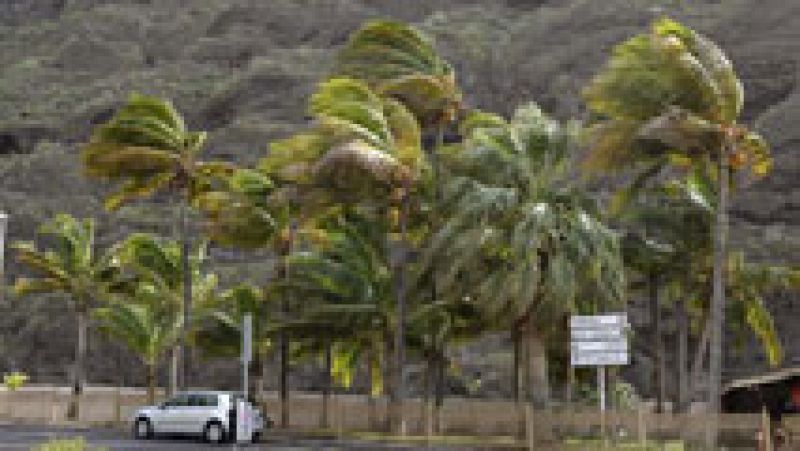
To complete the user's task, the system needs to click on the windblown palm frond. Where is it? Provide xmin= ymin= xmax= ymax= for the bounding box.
xmin=82 ymin=93 xmax=233 ymax=210
xmin=261 ymin=77 xmax=424 ymax=205
xmin=334 ymin=20 xmax=461 ymax=127
xmin=12 ymin=214 xmax=116 ymax=305
xmin=582 ymin=17 xmax=770 ymax=179
xmin=109 ymin=233 xmax=217 ymax=333
xmin=428 ymin=103 xmax=625 ymax=327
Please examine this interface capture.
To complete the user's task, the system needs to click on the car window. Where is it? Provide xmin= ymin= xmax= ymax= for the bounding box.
xmin=187 ymin=394 xmax=202 ymax=407
xmin=164 ymin=394 xmax=189 ymax=407
xmin=199 ymin=394 xmax=218 ymax=407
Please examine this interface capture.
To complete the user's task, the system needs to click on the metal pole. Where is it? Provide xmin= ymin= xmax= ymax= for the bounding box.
xmin=599 ymin=365 xmax=606 ymax=446
xmin=242 ymin=314 xmax=253 ymax=400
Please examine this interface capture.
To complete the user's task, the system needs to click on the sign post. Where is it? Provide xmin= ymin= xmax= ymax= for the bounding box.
xmin=242 ymin=314 xmax=253 ymax=397
xmin=571 ymin=314 xmax=629 ymax=445
xmin=238 ymin=314 xmax=254 ymax=444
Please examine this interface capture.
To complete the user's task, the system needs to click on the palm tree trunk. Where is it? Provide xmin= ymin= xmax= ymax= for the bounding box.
xmin=367 ymin=348 xmax=377 ymax=431
xmin=527 ymin=313 xmax=549 ymax=409
xmin=513 ymin=326 xmax=521 ymax=404
xmin=68 ymin=308 xmax=88 ymax=420
xmin=649 ymin=273 xmax=665 ymax=413
xmin=279 ymin=335 xmax=288 ymax=428
xmin=0 ymin=212 xmax=7 ymax=304
xmin=279 ymin=221 xmax=296 ymax=429
xmin=321 ymin=341 xmax=332 ymax=428
xmin=391 ymin=182 xmax=411 ymax=434
xmin=383 ymin=332 xmax=395 ymax=432
xmin=707 ymin=141 xmax=730 ymax=449
xmin=434 ymin=348 xmax=445 ymax=434
xmin=146 ymin=362 xmax=157 ymax=406
xmin=179 ymin=200 xmax=192 ymax=390
xmin=676 ymin=296 xmax=689 ymax=413
xmin=690 ymin=318 xmax=711 ymax=399
xmin=422 ymin=353 xmax=432 ymax=434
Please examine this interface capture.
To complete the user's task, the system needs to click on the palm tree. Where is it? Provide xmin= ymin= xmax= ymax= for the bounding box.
xmin=276 ymin=210 xmax=396 ymax=429
xmin=617 ymin=176 xmax=712 ymax=413
xmin=109 ymin=233 xmax=217 ymax=395
xmin=582 ymin=18 xmax=772 ymax=446
xmin=81 ymin=93 xmax=233 ymax=390
xmin=94 ymin=295 xmax=182 ymax=405
xmin=335 ymin=24 xmax=464 ymax=420
xmin=11 ymin=214 xmax=116 ymax=419
xmin=260 ymin=76 xmax=426 ymax=431
xmin=426 ymin=104 xmax=625 ymax=420
xmin=197 ymin=166 xmax=299 ymax=427
xmin=195 ymin=284 xmax=274 ymax=399
xmin=621 ymin=176 xmax=793 ymax=412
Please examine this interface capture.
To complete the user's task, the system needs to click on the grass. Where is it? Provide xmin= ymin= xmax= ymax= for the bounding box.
xmin=32 ymin=437 xmax=107 ymax=451
xmin=562 ymin=439 xmax=685 ymax=450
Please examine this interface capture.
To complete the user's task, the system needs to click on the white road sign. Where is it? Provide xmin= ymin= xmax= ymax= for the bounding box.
xmin=570 ymin=313 xmax=629 ymax=367
xmin=571 ymin=341 xmax=628 ymax=352
xmin=571 ymin=329 xmax=625 ymax=341
xmin=570 ymin=314 xmax=627 ymax=328
xmin=571 ymin=352 xmax=629 ymax=366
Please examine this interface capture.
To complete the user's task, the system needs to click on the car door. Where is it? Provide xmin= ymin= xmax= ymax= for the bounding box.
xmin=152 ymin=394 xmax=189 ymax=433
xmin=186 ymin=394 xmax=218 ymax=434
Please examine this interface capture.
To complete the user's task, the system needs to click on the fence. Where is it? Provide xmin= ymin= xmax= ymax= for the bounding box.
xmin=1 ymin=385 xmax=787 ymax=446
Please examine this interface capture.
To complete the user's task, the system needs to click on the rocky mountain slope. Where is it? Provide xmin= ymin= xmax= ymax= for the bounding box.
xmin=0 ymin=0 xmax=798 ymax=396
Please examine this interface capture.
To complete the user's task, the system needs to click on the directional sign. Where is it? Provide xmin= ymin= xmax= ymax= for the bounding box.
xmin=571 ymin=341 xmax=628 ymax=352
xmin=570 ymin=313 xmax=629 ymax=367
xmin=570 ymin=314 xmax=627 ymax=328
xmin=571 ymin=352 xmax=629 ymax=366
xmin=571 ymin=329 xmax=625 ymax=341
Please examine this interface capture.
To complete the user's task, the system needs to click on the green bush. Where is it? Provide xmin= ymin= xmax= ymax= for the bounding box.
xmin=2 ymin=372 xmax=28 ymax=391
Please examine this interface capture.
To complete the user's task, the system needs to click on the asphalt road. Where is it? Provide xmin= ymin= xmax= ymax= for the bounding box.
xmin=0 ymin=424 xmax=486 ymax=450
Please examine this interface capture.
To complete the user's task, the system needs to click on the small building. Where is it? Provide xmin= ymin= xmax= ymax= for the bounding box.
xmin=722 ymin=366 xmax=800 ymax=419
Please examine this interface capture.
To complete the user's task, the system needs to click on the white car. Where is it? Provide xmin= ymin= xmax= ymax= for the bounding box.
xmin=132 ymin=391 xmax=266 ymax=443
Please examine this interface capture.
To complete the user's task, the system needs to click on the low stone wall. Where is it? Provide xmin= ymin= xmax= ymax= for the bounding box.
xmin=0 ymin=385 xmax=767 ymax=443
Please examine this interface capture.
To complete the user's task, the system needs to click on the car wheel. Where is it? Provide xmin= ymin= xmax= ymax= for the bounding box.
xmin=252 ymin=431 xmax=261 ymax=443
xmin=133 ymin=418 xmax=152 ymax=440
xmin=203 ymin=421 xmax=225 ymax=444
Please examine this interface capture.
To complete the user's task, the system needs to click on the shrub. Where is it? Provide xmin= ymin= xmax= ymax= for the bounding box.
xmin=2 ymin=372 xmax=28 ymax=391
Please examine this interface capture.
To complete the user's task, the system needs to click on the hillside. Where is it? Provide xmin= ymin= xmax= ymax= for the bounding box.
xmin=0 ymin=0 xmax=798 ymax=395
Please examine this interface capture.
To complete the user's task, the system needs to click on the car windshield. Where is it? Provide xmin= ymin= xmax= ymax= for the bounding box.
xmin=188 ymin=394 xmax=218 ymax=407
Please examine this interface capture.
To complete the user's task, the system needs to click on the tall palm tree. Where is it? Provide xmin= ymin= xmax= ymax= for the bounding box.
xmin=427 ymin=103 xmax=626 ymax=413
xmin=11 ymin=214 xmax=116 ymax=419
xmin=582 ymin=18 xmax=772 ymax=446
xmin=261 ymin=76 xmax=426 ymax=431
xmin=109 ymin=232 xmax=217 ymax=394
xmin=197 ymin=166 xmax=299 ymax=427
xmin=81 ymin=93 xmax=233 ymax=389
xmin=335 ymin=24 xmax=464 ymax=420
